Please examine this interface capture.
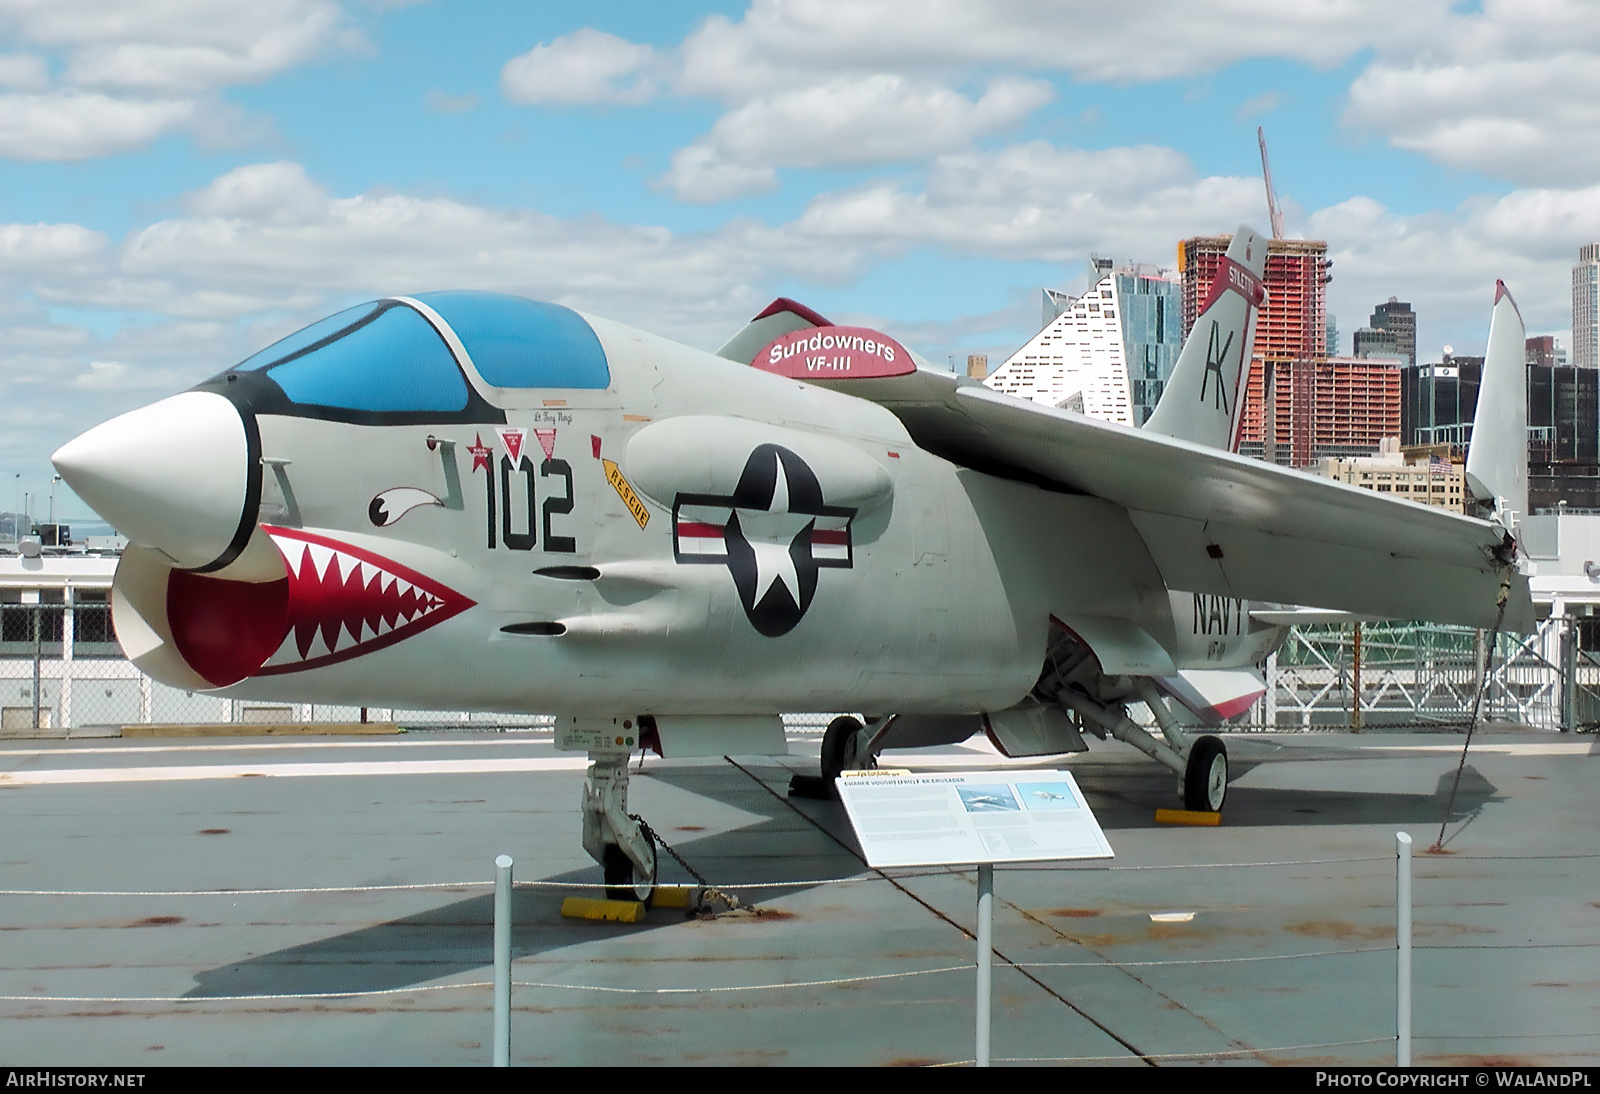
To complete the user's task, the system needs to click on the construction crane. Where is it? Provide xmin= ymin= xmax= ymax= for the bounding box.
xmin=1258 ymin=126 xmax=1285 ymax=240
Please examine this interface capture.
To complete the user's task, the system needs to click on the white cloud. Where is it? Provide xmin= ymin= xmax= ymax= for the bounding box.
xmin=662 ymin=75 xmax=1054 ymax=201
xmin=662 ymin=145 xmax=778 ymax=204
xmin=519 ymin=2 xmax=1441 ymax=203
xmin=1344 ymin=0 xmax=1600 ymax=186
xmin=0 ymin=0 xmax=354 ymax=160
xmin=0 ymin=91 xmax=194 ymax=159
xmin=0 ymin=220 xmax=107 ymax=270
xmin=671 ymin=0 xmax=1449 ymax=98
xmin=72 ymin=360 xmax=131 ymax=388
xmin=1310 ymin=189 xmax=1588 ymax=363
xmin=500 ymin=28 xmax=657 ymax=106
xmin=790 ymin=142 xmax=1261 ymax=264
xmin=0 ymin=0 xmax=351 ymax=91
xmin=182 ymin=161 xmax=330 ymax=223
xmin=0 ymin=52 xmax=47 ymax=89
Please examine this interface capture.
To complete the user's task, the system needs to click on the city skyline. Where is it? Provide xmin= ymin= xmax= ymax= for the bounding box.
xmin=2 ymin=1 xmax=1597 ymax=521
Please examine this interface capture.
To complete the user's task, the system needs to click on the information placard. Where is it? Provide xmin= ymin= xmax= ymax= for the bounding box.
xmin=835 ymin=769 xmax=1114 ymax=868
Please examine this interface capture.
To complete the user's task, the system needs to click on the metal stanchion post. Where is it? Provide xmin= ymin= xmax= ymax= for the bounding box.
xmin=494 ymin=854 xmax=513 ymax=1067
xmin=32 ymin=603 xmax=42 ymax=731
xmin=1396 ymin=832 xmax=1412 ymax=1067
xmin=976 ymin=862 xmax=993 ymax=1068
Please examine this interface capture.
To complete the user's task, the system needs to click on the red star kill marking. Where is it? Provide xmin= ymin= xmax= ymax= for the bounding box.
xmin=467 ymin=432 xmax=493 ymax=473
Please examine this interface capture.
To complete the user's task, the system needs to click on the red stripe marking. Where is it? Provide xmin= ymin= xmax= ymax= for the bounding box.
xmin=1210 ymin=690 xmax=1266 ymax=720
xmin=753 ymin=297 xmax=832 ymax=327
xmin=811 ymin=529 xmax=849 ymax=545
xmin=1197 ymin=254 xmax=1266 ymax=314
xmin=676 ymin=522 xmax=724 ymax=538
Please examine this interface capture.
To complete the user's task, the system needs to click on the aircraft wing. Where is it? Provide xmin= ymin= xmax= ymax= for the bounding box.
xmin=813 ymin=367 xmax=1532 ymax=632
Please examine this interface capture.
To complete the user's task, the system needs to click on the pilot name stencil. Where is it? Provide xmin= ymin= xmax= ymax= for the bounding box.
xmin=672 ymin=444 xmax=855 ymax=637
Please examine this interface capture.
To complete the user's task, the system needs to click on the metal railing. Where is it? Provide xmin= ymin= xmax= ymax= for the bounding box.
xmin=1260 ymin=618 xmax=1600 ymax=731
xmin=5 ymin=601 xmax=1598 ymax=736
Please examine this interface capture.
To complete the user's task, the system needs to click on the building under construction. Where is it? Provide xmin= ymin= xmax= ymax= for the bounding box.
xmin=1179 ymin=235 xmax=1331 ymax=363
xmin=1180 ymin=234 xmax=1362 ymax=465
xmin=1234 ymin=355 xmax=1402 ymax=466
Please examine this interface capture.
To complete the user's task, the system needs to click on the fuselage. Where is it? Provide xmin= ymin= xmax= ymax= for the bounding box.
xmin=54 ymin=293 xmax=1278 ymax=719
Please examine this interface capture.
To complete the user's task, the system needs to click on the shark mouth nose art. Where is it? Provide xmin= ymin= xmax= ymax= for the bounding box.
xmin=256 ymin=527 xmax=474 ymax=674
xmin=164 ymin=526 xmax=475 ymax=687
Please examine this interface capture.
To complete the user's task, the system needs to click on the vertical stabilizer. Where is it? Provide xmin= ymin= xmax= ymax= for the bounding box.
xmin=716 ymin=298 xmax=831 ymax=364
xmin=1465 ymin=282 xmax=1527 ymax=526
xmin=1143 ymin=225 xmax=1267 ymax=450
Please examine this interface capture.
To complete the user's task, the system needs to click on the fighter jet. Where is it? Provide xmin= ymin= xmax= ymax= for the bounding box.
xmin=51 ymin=226 xmax=1532 ymax=902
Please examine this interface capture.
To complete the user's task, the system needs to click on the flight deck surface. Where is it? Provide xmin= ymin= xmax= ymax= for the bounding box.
xmin=0 ymin=729 xmax=1594 ymax=1067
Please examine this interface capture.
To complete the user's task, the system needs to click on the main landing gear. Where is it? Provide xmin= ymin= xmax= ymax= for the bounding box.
xmin=581 ymin=754 xmax=658 ymax=905
xmin=1057 ymin=679 xmax=1229 ymax=813
xmin=1182 ymin=734 xmax=1229 ymax=813
xmin=1022 ymin=638 xmax=1232 ymax=814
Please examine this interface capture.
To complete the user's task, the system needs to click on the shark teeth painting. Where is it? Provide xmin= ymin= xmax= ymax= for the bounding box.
xmin=256 ymin=527 xmax=476 ymax=674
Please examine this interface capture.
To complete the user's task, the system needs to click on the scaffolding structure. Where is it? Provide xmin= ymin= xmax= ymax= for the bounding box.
xmin=1180 ymin=236 xmax=1330 ymax=363
xmin=1235 ymin=356 xmax=1402 ymax=466
xmin=1258 ymin=619 xmax=1600 ymax=732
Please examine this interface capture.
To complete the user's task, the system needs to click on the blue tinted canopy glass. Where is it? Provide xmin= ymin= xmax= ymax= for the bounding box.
xmin=253 ymin=301 xmax=470 ymax=414
xmin=417 ymin=291 xmax=610 ymax=390
xmin=236 ymin=303 xmax=380 ymax=374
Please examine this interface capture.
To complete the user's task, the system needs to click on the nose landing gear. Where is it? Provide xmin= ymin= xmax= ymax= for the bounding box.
xmin=581 ymin=754 xmax=658 ymax=907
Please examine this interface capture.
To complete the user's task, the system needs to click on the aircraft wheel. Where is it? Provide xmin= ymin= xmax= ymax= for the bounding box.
xmin=820 ymin=715 xmax=865 ymax=781
xmin=1183 ymin=735 xmax=1228 ymax=813
xmin=603 ymin=841 xmax=657 ymax=906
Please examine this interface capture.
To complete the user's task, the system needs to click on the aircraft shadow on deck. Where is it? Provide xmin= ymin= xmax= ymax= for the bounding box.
xmin=184 ymin=762 xmax=865 ymax=1000
xmin=1074 ymin=757 xmax=1503 ymax=830
xmin=183 ymin=757 xmax=1500 ymax=998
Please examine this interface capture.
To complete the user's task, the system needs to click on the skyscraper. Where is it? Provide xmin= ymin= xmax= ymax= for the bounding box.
xmin=1352 ymin=326 xmax=1402 ymax=360
xmin=1236 ymin=356 xmax=1401 ymax=467
xmin=1180 ymin=233 xmax=1337 ymax=462
xmin=1369 ymin=298 xmax=1416 ymax=366
xmin=1179 ymin=235 xmax=1331 ymax=364
xmin=987 ymin=261 xmax=1181 ymax=425
xmin=1575 ymin=243 xmax=1600 ymax=369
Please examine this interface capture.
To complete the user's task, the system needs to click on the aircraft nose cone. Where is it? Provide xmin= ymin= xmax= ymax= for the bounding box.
xmin=52 ymin=391 xmax=252 ymax=570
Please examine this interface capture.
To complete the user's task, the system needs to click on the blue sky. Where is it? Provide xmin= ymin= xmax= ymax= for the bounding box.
xmin=4 ymin=0 xmax=1598 ymax=523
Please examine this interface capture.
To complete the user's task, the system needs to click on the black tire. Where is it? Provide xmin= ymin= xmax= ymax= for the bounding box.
xmin=1183 ymin=735 xmax=1228 ymax=813
xmin=820 ymin=715 xmax=865 ymax=782
xmin=602 ymin=842 xmax=657 ymax=906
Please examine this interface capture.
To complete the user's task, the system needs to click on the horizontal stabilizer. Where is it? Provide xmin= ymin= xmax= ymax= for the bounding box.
xmin=1156 ymin=669 xmax=1267 ymax=725
xmin=1249 ymin=607 xmax=1378 ymax=626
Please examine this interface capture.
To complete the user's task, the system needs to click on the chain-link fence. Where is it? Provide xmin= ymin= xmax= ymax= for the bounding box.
xmin=0 ymin=600 xmax=559 ymax=736
xmin=6 ymin=599 xmax=1597 ymax=737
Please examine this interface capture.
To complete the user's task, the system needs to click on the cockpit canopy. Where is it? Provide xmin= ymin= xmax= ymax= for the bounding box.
xmin=216 ymin=291 xmax=610 ymax=423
